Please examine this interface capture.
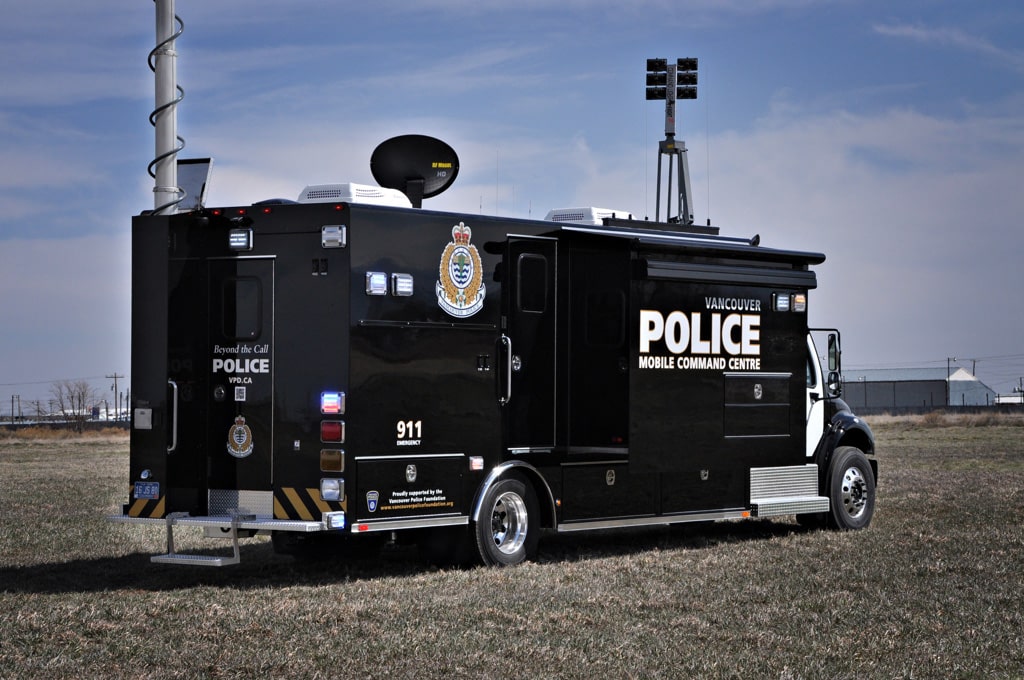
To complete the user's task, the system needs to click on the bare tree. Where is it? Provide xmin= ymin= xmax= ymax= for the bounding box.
xmin=50 ymin=379 xmax=98 ymax=433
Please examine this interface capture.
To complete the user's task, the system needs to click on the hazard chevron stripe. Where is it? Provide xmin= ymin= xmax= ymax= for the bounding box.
xmin=274 ymin=486 xmax=345 ymax=520
xmin=126 ymin=486 xmax=344 ymax=521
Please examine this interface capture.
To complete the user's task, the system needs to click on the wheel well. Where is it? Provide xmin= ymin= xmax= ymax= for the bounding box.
xmin=515 ymin=467 xmax=556 ymax=529
xmin=836 ymin=430 xmax=878 ymax=482
xmin=838 ymin=428 xmax=874 ymax=457
xmin=473 ymin=463 xmax=557 ymax=530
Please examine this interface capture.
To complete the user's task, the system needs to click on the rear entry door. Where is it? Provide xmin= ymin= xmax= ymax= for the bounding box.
xmin=168 ymin=256 xmax=275 ymax=517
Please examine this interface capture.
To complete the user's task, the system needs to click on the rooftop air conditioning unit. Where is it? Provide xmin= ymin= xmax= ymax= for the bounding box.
xmin=298 ymin=182 xmax=412 ymax=208
xmin=544 ymin=207 xmax=633 ymax=225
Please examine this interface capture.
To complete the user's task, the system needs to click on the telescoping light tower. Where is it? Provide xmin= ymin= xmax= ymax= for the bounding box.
xmin=150 ymin=0 xmax=184 ymax=214
xmin=646 ymin=57 xmax=697 ymax=224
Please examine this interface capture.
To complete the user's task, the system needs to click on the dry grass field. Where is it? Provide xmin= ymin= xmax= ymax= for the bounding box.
xmin=1 ymin=415 xmax=1022 ymax=678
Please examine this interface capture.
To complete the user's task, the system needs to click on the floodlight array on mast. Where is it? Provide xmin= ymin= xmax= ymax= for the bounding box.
xmin=646 ymin=57 xmax=698 ymax=225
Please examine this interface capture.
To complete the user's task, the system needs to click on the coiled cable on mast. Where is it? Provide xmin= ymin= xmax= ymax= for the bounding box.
xmin=148 ymin=1 xmax=186 ymax=214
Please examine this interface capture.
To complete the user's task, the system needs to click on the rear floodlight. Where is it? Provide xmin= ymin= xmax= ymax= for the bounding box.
xmin=371 ymin=135 xmax=459 ymax=208
xmin=228 ymin=228 xmax=252 ymax=251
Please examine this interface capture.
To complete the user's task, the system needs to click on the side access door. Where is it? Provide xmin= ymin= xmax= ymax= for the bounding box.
xmin=500 ymin=236 xmax=557 ymax=453
xmin=166 ymin=256 xmax=276 ymax=517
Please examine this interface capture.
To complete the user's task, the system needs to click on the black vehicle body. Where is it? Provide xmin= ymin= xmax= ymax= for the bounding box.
xmin=117 ymin=201 xmax=876 ymax=566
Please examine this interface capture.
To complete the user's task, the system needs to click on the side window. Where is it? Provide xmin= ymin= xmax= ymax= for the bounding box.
xmin=517 ymin=254 xmax=548 ymax=313
xmin=806 ymin=350 xmax=817 ymax=388
xmin=222 ymin=277 xmax=262 ymax=340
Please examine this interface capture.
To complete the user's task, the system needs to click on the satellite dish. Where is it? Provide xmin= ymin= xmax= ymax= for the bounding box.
xmin=371 ymin=135 xmax=459 ymax=208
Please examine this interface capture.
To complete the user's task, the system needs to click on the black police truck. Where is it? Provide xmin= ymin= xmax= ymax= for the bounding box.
xmin=114 ymin=135 xmax=876 ymax=566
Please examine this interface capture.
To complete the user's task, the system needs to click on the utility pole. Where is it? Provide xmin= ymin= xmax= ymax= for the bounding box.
xmin=946 ymin=357 xmax=957 ymax=407
xmin=107 ymin=373 xmax=125 ymax=421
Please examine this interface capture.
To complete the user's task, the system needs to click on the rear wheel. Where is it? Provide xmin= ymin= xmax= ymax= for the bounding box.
xmin=474 ymin=476 xmax=539 ymax=566
xmin=826 ymin=446 xmax=875 ymax=530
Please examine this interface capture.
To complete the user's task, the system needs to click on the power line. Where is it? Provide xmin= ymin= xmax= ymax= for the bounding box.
xmin=0 ymin=375 xmax=113 ymax=387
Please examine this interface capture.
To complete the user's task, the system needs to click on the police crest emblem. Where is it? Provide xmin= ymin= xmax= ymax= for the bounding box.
xmin=227 ymin=415 xmax=254 ymax=458
xmin=436 ymin=222 xmax=485 ymax=318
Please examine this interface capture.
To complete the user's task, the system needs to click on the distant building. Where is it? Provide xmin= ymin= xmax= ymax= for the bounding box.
xmin=842 ymin=368 xmax=997 ymax=412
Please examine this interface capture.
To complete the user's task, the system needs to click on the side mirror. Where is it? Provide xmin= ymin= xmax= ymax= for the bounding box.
xmin=827 ymin=333 xmax=840 ymax=372
xmin=827 ymin=370 xmax=842 ymax=398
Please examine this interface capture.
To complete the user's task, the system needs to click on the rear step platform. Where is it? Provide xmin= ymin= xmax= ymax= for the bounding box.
xmin=151 ymin=512 xmax=252 ymax=566
xmin=109 ymin=511 xmax=330 ymax=566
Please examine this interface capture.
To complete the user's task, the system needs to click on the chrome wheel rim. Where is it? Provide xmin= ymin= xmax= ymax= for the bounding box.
xmin=491 ymin=491 xmax=528 ymax=555
xmin=841 ymin=466 xmax=869 ymax=519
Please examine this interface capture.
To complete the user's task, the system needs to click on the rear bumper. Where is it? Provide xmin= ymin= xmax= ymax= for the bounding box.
xmin=108 ymin=513 xmax=338 ymax=533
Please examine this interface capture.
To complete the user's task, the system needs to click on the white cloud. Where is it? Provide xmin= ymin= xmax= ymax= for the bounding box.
xmin=874 ymin=23 xmax=1024 ymax=73
xmin=689 ymin=103 xmax=1024 ymax=387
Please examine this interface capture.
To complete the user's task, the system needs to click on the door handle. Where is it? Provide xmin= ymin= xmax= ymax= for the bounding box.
xmin=167 ymin=379 xmax=179 ymax=453
xmin=499 ymin=334 xmax=512 ymax=405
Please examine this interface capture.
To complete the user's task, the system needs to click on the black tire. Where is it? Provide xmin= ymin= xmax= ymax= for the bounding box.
xmin=825 ymin=446 xmax=875 ymax=530
xmin=474 ymin=475 xmax=539 ymax=566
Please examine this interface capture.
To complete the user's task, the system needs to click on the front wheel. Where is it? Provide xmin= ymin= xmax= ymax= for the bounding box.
xmin=826 ymin=446 xmax=876 ymax=530
xmin=474 ymin=475 xmax=539 ymax=566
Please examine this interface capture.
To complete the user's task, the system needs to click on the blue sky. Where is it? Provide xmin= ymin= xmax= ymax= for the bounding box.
xmin=2 ymin=0 xmax=1023 ymax=408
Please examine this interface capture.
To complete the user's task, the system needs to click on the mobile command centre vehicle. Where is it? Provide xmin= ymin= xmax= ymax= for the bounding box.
xmin=116 ymin=139 xmax=877 ymax=566
xmin=113 ymin=11 xmax=876 ymax=566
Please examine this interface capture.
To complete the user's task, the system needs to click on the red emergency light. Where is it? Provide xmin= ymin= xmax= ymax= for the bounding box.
xmin=320 ymin=420 xmax=345 ymax=443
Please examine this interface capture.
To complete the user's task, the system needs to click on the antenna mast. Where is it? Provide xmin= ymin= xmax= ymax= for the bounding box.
xmin=150 ymin=0 xmax=184 ymax=214
xmin=646 ymin=57 xmax=697 ymax=225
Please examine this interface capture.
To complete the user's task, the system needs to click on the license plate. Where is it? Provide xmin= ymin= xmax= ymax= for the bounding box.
xmin=134 ymin=481 xmax=160 ymax=500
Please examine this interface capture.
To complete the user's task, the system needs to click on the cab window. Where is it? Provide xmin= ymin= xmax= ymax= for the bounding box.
xmin=806 ymin=351 xmax=818 ymax=388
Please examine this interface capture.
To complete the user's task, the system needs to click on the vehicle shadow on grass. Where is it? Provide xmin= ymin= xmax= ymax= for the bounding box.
xmin=0 ymin=519 xmax=805 ymax=595
xmin=536 ymin=518 xmax=803 ymax=564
